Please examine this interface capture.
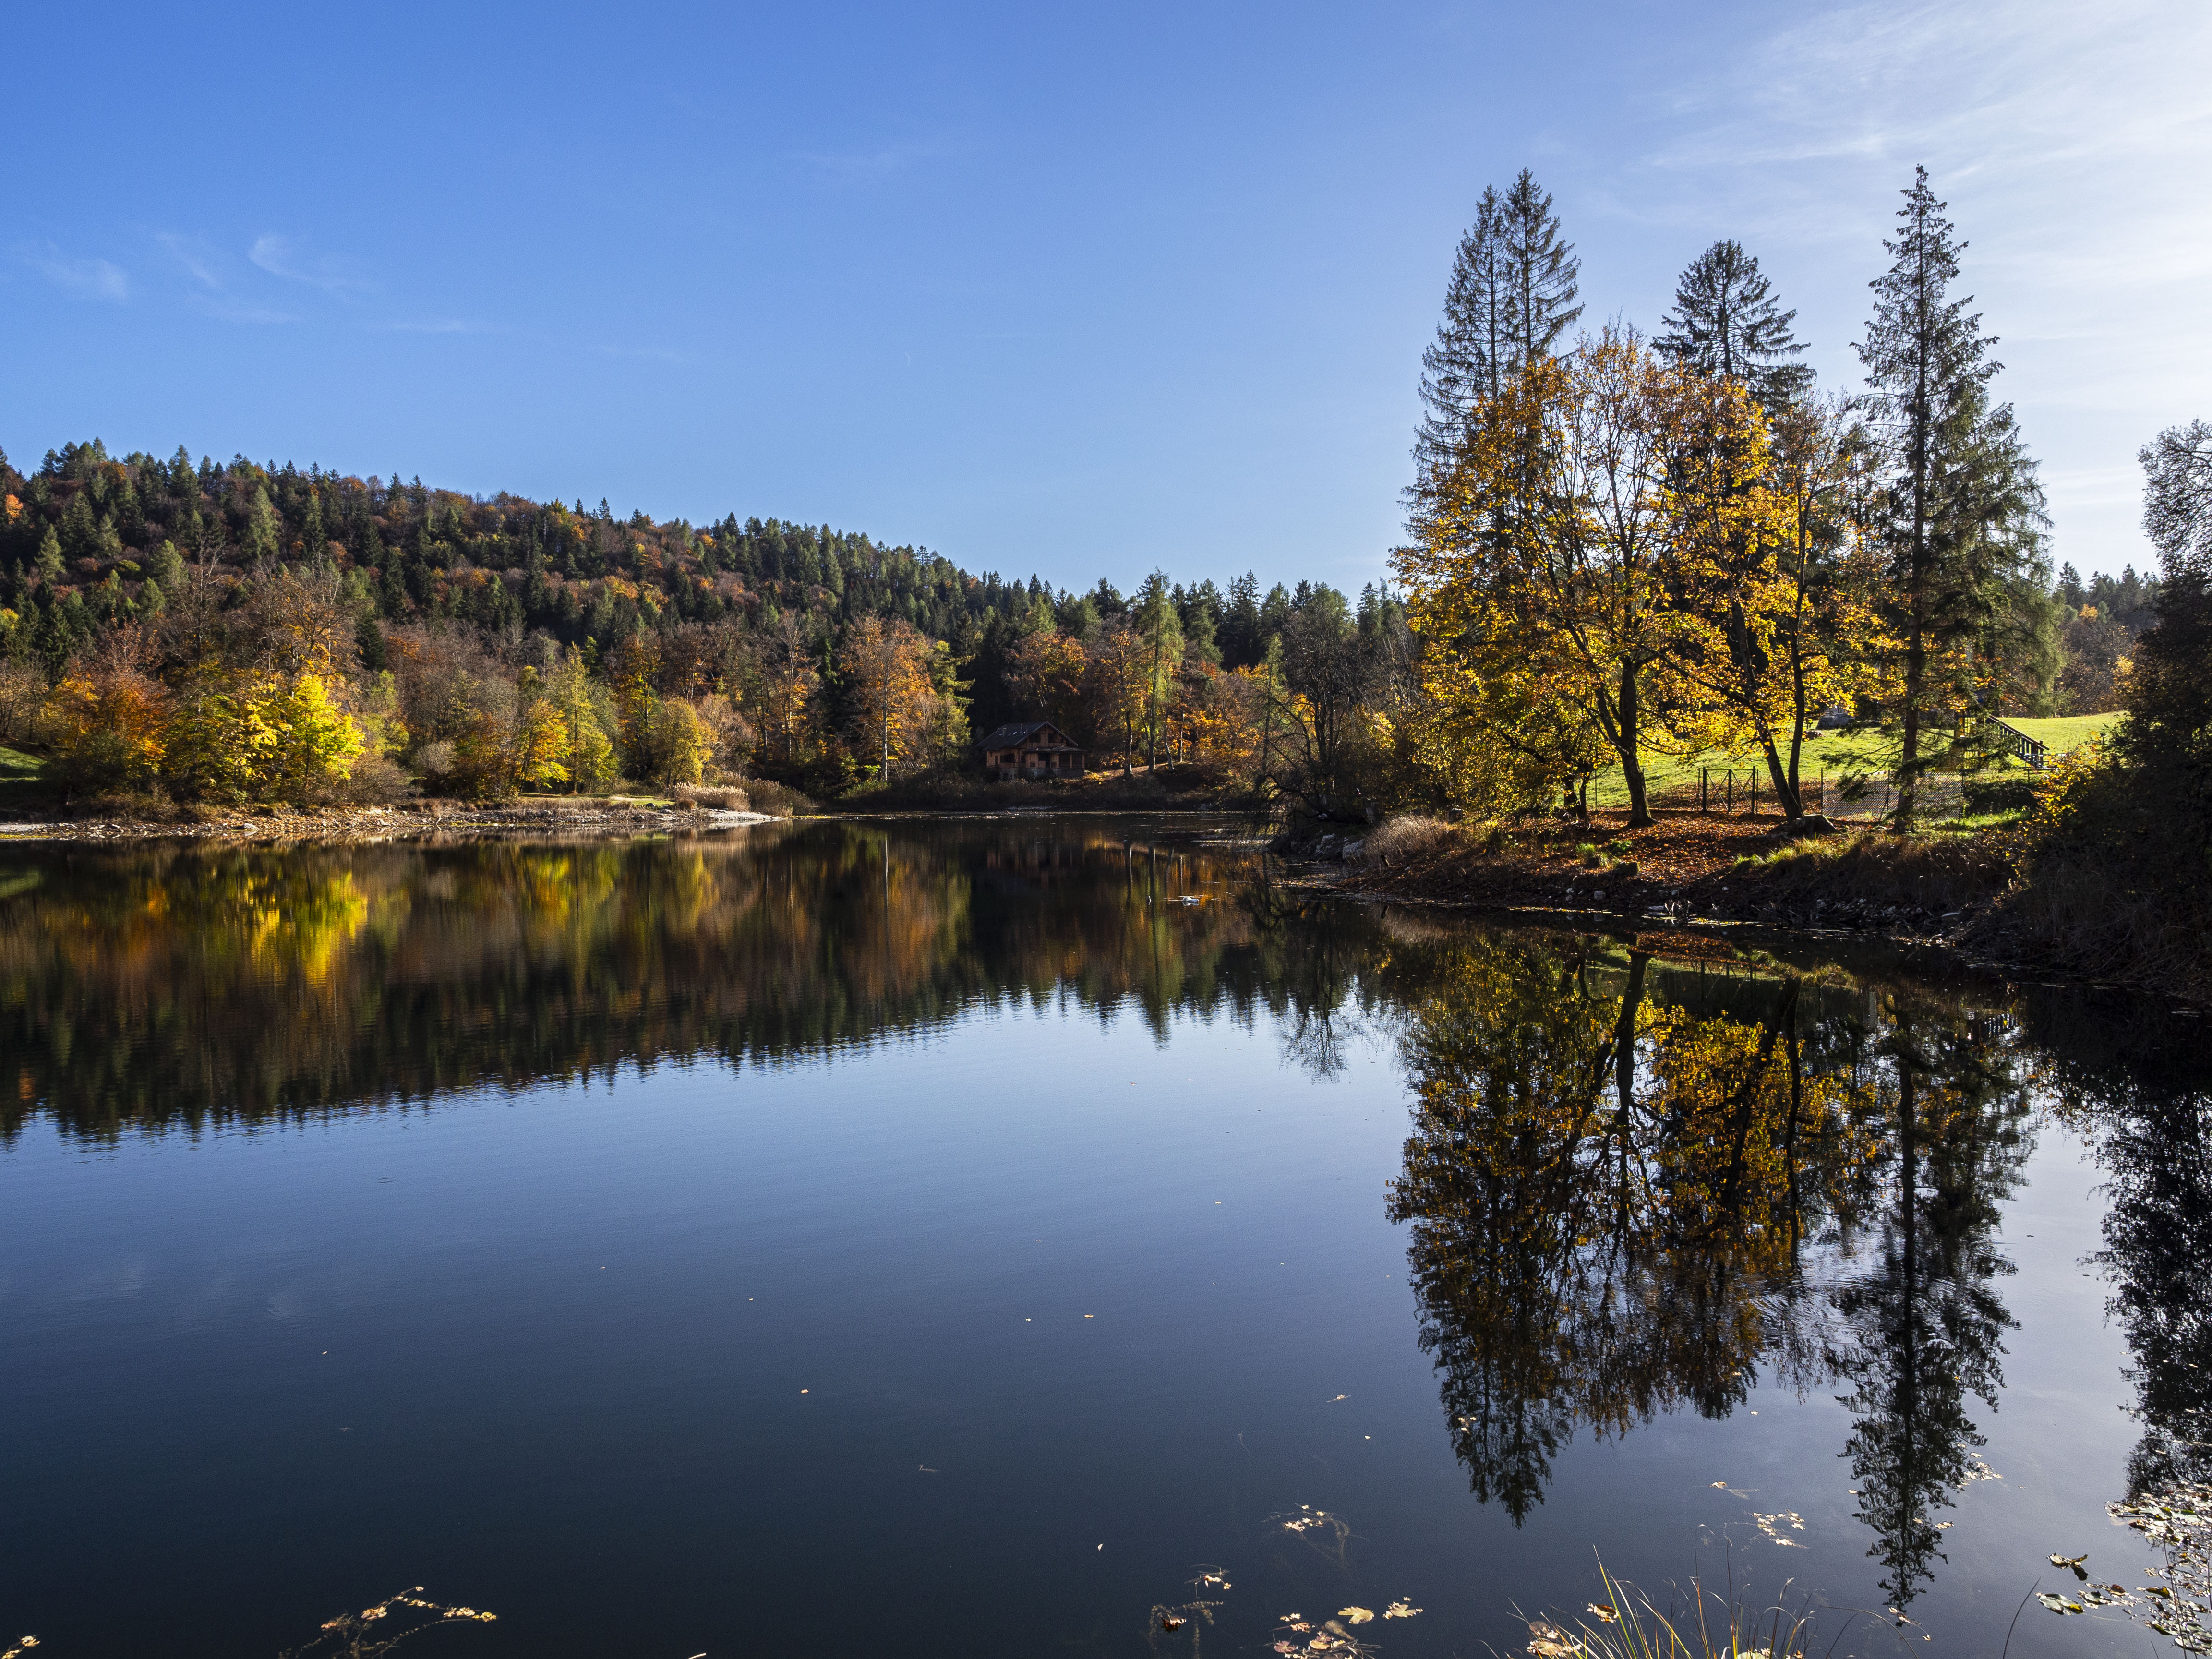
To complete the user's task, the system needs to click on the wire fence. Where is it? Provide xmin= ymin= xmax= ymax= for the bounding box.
xmin=1647 ymin=766 xmax=1984 ymax=826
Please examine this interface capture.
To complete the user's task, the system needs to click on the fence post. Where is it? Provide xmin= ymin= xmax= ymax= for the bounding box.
xmin=1701 ymin=767 xmax=1708 ymax=815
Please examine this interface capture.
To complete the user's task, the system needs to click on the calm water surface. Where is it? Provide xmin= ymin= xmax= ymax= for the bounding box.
xmin=2 ymin=817 xmax=2207 ymax=1659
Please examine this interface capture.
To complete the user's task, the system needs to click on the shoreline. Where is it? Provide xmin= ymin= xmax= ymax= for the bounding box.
xmin=1271 ymin=806 xmax=2206 ymax=1007
xmin=6 ymin=800 xmax=2186 ymax=1006
xmin=0 ymin=800 xmax=780 ymax=843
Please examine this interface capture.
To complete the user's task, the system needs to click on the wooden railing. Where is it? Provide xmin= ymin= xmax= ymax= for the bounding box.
xmin=1987 ymin=717 xmax=2047 ymax=770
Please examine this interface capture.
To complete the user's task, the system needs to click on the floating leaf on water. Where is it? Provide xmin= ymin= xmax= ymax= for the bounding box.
xmin=1586 ymin=1604 xmax=1617 ymax=1623
xmin=1527 ymin=1620 xmax=1584 ymax=1658
xmin=1383 ymin=1600 xmax=1422 ymax=1619
xmin=1339 ymin=1607 xmax=1374 ymax=1624
xmin=1160 ymin=1613 xmax=1187 ymax=1632
xmin=1752 ymin=1511 xmax=1807 ymax=1546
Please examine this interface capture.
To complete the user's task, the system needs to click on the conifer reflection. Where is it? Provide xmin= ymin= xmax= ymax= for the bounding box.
xmin=1824 ymin=1012 xmax=2028 ymax=1607
xmin=1384 ymin=934 xmax=2027 ymax=1605
xmin=2036 ymin=1002 xmax=2212 ymax=1498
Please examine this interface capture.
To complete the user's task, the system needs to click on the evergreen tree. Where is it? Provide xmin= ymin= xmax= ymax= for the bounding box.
xmin=1856 ymin=167 xmax=2045 ymax=829
xmin=1657 ymin=239 xmax=1813 ymax=408
xmin=1414 ymin=185 xmax=1509 ymax=486
xmin=243 ymin=484 xmax=281 ymax=562
xmin=1500 ymin=169 xmax=1581 ymax=368
xmin=1134 ymin=572 xmax=1184 ymax=768
xmin=2141 ymin=419 xmax=2212 ymax=580
xmin=1222 ymin=571 xmax=1263 ymax=668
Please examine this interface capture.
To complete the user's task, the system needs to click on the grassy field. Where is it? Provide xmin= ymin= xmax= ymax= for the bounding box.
xmin=2000 ymin=714 xmax=2121 ymax=754
xmin=1583 ymin=713 xmax=2123 ymax=810
xmin=0 ymin=744 xmax=49 ymax=817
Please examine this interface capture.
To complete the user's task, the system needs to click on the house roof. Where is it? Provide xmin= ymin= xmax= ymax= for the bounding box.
xmin=979 ymin=721 xmax=1080 ymax=749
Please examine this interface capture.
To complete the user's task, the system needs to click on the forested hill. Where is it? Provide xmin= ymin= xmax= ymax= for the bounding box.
xmin=0 ymin=438 xmax=1045 ymax=657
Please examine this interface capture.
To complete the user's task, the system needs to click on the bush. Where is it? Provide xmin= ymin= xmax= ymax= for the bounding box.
xmin=673 ymin=783 xmax=751 ymax=811
xmin=1963 ymin=775 xmax=2036 ymax=814
xmin=1367 ymin=814 xmax=1454 ymax=862
xmin=742 ymin=778 xmax=815 ymax=817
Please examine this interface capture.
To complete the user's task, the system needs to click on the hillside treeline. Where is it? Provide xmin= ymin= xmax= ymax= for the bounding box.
xmin=0 ymin=437 xmax=1391 ymax=803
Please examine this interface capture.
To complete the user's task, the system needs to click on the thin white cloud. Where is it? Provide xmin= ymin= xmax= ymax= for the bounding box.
xmin=248 ymin=233 xmax=373 ymax=296
xmin=156 ymin=232 xmax=223 ymax=289
xmin=1626 ymin=0 xmax=2212 ymax=575
xmin=22 ymin=242 xmax=129 ymax=301
xmin=594 ymin=342 xmax=685 ymax=364
xmin=189 ymin=295 xmax=297 ymax=325
xmin=792 ymin=138 xmax=959 ymax=180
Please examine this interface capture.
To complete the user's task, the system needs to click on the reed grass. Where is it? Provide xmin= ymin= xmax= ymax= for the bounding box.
xmin=1525 ymin=1565 xmax=1843 ymax=1659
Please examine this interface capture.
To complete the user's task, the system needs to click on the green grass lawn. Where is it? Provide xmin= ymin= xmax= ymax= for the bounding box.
xmin=0 ymin=744 xmax=51 ymax=819
xmin=1586 ymin=729 xmax=1900 ymax=808
xmin=1582 ymin=714 xmax=2123 ymax=810
xmin=1998 ymin=714 xmax=2121 ymax=755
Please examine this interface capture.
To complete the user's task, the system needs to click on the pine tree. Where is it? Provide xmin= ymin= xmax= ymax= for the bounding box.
xmin=1856 ymin=167 xmax=2045 ymax=829
xmin=1657 ymin=240 xmax=1813 ymax=408
xmin=1501 ymin=169 xmax=1581 ymax=367
xmin=1134 ymin=571 xmax=1184 ymax=769
xmin=2141 ymin=419 xmax=2212 ymax=580
xmin=1412 ymin=172 xmax=1580 ymax=550
xmin=243 ymin=484 xmax=281 ymax=562
xmin=1414 ymin=185 xmax=1509 ymax=486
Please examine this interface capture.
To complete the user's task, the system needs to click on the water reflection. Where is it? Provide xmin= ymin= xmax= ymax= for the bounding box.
xmin=1380 ymin=927 xmax=2035 ymax=1605
xmin=2032 ymin=1002 xmax=2212 ymax=1499
xmin=5 ymin=817 xmax=2210 ymax=1628
xmin=0 ymin=821 xmax=1291 ymax=1139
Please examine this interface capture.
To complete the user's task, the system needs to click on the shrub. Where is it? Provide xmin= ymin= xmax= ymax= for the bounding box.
xmin=1367 ymin=814 xmax=1454 ymax=861
xmin=1963 ymin=775 xmax=2036 ymax=814
xmin=673 ymin=783 xmax=751 ymax=811
xmin=742 ymin=778 xmax=815 ymax=817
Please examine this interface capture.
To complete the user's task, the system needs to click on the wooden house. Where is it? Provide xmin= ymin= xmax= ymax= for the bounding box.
xmin=980 ymin=721 xmax=1085 ymax=781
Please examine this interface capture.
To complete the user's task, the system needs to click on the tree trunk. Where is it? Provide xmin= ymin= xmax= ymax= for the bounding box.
xmin=1617 ymin=663 xmax=1653 ymax=827
xmin=1759 ymin=735 xmax=1804 ymax=819
xmin=1612 ymin=951 xmax=1648 ymax=1132
xmin=1897 ymin=586 xmax=1926 ymax=831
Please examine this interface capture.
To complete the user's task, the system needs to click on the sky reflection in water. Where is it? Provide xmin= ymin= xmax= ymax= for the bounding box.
xmin=0 ymin=817 xmax=2205 ymax=1659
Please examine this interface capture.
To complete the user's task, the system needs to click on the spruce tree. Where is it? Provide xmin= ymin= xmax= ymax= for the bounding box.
xmin=1414 ymin=185 xmax=1508 ymax=486
xmin=1856 ymin=167 xmax=2045 ymax=829
xmin=1657 ymin=239 xmax=1812 ymax=408
xmin=1412 ymin=170 xmax=1579 ymax=504
xmin=1501 ymin=169 xmax=1581 ymax=367
xmin=2141 ymin=419 xmax=2212 ymax=579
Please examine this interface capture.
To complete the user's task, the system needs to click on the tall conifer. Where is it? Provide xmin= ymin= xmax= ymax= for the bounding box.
xmin=1658 ymin=240 xmax=1812 ymax=408
xmin=1414 ymin=186 xmax=1508 ymax=486
xmin=1856 ymin=167 xmax=2044 ymax=829
xmin=1501 ymin=169 xmax=1581 ymax=367
xmin=1412 ymin=169 xmax=1579 ymax=533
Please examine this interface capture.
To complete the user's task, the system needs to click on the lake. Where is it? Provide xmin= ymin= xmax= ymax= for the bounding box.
xmin=2 ymin=816 xmax=2207 ymax=1659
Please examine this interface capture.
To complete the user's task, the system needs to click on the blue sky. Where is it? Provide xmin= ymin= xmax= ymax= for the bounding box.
xmin=5 ymin=0 xmax=2206 ymax=593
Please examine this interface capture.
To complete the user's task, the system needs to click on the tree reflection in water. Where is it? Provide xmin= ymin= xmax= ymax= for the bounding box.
xmin=2030 ymin=996 xmax=2212 ymax=1502
xmin=1381 ymin=922 xmax=2032 ymax=1607
xmin=7 ymin=825 xmax=2205 ymax=1617
xmin=0 ymin=822 xmax=1292 ymax=1140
